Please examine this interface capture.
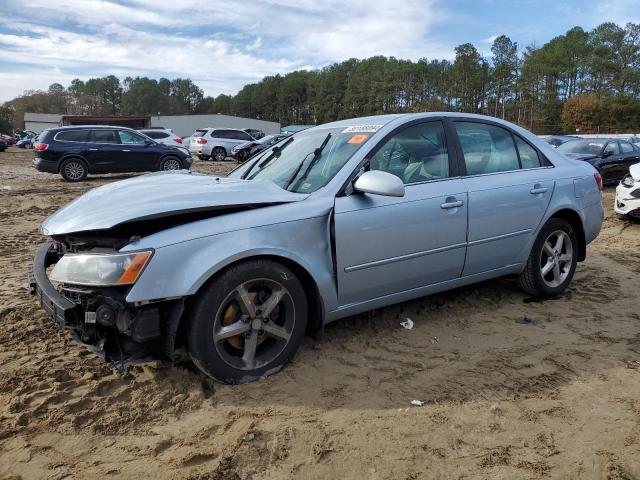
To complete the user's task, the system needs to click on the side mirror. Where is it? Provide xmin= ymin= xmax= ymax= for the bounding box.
xmin=602 ymin=150 xmax=613 ymax=158
xmin=353 ymin=170 xmax=405 ymax=197
xmin=144 ymin=139 xmax=154 ymax=146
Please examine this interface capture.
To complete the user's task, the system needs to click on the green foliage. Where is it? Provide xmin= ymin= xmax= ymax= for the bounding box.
xmin=2 ymin=22 xmax=640 ymax=133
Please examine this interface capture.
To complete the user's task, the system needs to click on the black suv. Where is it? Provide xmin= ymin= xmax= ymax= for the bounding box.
xmin=33 ymin=126 xmax=192 ymax=182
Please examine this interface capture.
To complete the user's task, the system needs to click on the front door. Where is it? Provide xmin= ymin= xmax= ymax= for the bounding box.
xmin=116 ymin=130 xmax=158 ymax=172
xmin=451 ymin=120 xmax=555 ymax=276
xmin=334 ymin=120 xmax=468 ymax=307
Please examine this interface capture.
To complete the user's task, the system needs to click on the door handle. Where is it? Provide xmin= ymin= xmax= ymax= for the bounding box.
xmin=441 ymin=200 xmax=464 ymax=209
xmin=122 ymin=149 xmax=131 ymax=152
xmin=89 ymin=148 xmax=98 ymax=151
xmin=530 ymin=186 xmax=548 ymax=195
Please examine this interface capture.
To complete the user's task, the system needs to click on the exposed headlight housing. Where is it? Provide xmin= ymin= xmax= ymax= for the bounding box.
xmin=50 ymin=251 xmax=153 ymax=286
xmin=622 ymin=174 xmax=636 ymax=188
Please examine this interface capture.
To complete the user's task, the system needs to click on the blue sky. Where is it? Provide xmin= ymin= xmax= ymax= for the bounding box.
xmin=0 ymin=0 xmax=638 ymax=102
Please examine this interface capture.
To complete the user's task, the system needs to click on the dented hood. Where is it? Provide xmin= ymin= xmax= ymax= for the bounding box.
xmin=41 ymin=171 xmax=309 ymax=235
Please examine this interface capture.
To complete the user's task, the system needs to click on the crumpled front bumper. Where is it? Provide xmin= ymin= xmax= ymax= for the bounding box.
xmin=615 ymin=183 xmax=640 ymax=216
xmin=28 ymin=242 xmax=186 ymax=365
xmin=28 ymin=242 xmax=78 ymax=328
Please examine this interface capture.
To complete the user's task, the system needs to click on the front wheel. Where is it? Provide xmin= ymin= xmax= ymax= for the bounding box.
xmin=517 ymin=218 xmax=578 ymax=297
xmin=187 ymin=260 xmax=308 ymax=383
xmin=160 ymin=156 xmax=182 ymax=171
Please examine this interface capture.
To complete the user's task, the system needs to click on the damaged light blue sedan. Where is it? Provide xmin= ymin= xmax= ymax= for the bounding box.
xmin=30 ymin=113 xmax=604 ymax=383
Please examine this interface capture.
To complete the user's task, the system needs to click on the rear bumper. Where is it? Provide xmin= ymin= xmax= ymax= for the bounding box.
xmin=32 ymin=157 xmax=58 ymax=173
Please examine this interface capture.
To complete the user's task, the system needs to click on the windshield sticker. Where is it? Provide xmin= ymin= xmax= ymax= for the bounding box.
xmin=342 ymin=125 xmax=384 ymax=133
xmin=347 ymin=134 xmax=369 ymax=144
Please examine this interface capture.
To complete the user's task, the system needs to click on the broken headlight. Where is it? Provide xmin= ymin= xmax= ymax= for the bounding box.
xmin=50 ymin=250 xmax=153 ymax=287
xmin=622 ymin=175 xmax=636 ymax=188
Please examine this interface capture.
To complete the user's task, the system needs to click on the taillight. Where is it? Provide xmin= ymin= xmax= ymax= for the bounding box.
xmin=197 ymin=138 xmax=207 ymax=144
xmin=594 ymin=172 xmax=603 ymax=191
xmin=175 ymin=137 xmax=183 ymax=144
xmin=33 ymin=143 xmax=48 ymax=152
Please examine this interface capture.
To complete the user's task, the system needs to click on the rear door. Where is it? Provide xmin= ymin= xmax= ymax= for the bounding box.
xmin=85 ymin=129 xmax=121 ymax=172
xmin=452 ymin=120 xmax=555 ymax=276
xmin=334 ymin=120 xmax=468 ymax=307
xmin=598 ymin=141 xmax=624 ymax=184
xmin=619 ymin=141 xmax=640 ymax=176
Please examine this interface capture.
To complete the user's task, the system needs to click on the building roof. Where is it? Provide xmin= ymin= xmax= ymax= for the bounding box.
xmin=24 ymin=112 xmax=62 ymax=123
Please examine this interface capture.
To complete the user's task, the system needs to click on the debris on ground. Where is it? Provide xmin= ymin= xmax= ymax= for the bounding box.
xmin=400 ymin=318 xmax=414 ymax=330
xmin=410 ymin=400 xmax=425 ymax=406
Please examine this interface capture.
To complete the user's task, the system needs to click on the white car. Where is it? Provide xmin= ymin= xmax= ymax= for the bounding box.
xmin=615 ymin=163 xmax=640 ymax=220
xmin=189 ymin=128 xmax=257 ymax=161
xmin=139 ymin=128 xmax=189 ymax=155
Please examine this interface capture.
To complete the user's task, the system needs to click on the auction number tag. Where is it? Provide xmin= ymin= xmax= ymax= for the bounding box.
xmin=342 ymin=125 xmax=384 ymax=133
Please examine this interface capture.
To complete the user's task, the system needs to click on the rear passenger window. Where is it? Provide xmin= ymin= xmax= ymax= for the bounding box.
xmin=91 ymin=130 xmax=119 ymax=144
xmin=620 ymin=141 xmax=634 ymax=153
xmin=234 ymin=131 xmax=252 ymax=141
xmin=514 ymin=136 xmax=541 ymax=169
xmin=369 ymin=121 xmax=449 ymax=184
xmin=213 ymin=130 xmax=231 ymax=139
xmin=455 ymin=122 xmax=519 ymax=175
xmin=193 ymin=129 xmax=207 ymax=137
xmin=56 ymin=130 xmax=88 ymax=142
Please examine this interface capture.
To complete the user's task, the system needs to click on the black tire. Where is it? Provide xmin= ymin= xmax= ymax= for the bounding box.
xmin=198 ymin=154 xmax=210 ymax=161
xmin=517 ymin=218 xmax=578 ymax=297
xmin=212 ymin=147 xmax=226 ymax=162
xmin=159 ymin=155 xmax=182 ymax=171
xmin=187 ymin=260 xmax=308 ymax=384
xmin=59 ymin=158 xmax=88 ymax=182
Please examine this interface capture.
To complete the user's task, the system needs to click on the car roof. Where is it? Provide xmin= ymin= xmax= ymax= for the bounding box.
xmin=50 ymin=125 xmax=136 ymax=132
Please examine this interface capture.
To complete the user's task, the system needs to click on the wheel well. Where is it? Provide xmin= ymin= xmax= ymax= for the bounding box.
xmin=549 ymin=209 xmax=586 ymax=261
xmin=58 ymin=155 xmax=88 ymax=173
xmin=176 ymin=255 xmax=324 ymax=349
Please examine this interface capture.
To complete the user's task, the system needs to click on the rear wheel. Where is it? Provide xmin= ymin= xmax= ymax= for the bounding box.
xmin=212 ymin=147 xmax=226 ymax=162
xmin=160 ymin=156 xmax=182 ymax=171
xmin=187 ymin=260 xmax=308 ymax=383
xmin=198 ymin=154 xmax=210 ymax=161
xmin=59 ymin=158 xmax=88 ymax=182
xmin=517 ymin=218 xmax=578 ymax=297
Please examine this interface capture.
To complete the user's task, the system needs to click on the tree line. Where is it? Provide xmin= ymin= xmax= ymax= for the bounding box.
xmin=2 ymin=21 xmax=639 ymax=135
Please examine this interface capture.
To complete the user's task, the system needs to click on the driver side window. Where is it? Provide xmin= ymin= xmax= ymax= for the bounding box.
xmin=118 ymin=130 xmax=147 ymax=145
xmin=369 ymin=122 xmax=449 ymax=184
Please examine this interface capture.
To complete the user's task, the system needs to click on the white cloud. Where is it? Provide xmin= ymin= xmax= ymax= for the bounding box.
xmin=0 ymin=0 xmax=451 ymax=101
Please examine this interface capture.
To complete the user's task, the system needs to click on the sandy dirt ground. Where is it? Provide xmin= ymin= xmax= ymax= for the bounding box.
xmin=0 ymin=146 xmax=639 ymax=480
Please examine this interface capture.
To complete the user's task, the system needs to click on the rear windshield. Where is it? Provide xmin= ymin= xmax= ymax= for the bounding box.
xmin=192 ymin=129 xmax=207 ymax=137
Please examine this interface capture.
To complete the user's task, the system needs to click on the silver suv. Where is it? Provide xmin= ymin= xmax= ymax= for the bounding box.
xmin=189 ymin=128 xmax=256 ymax=161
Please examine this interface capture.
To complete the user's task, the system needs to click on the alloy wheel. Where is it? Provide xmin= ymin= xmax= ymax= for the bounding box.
xmin=64 ymin=161 xmax=85 ymax=181
xmin=162 ymin=158 xmax=181 ymax=170
xmin=213 ymin=279 xmax=295 ymax=370
xmin=213 ymin=149 xmax=226 ymax=161
xmin=539 ymin=230 xmax=573 ymax=288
